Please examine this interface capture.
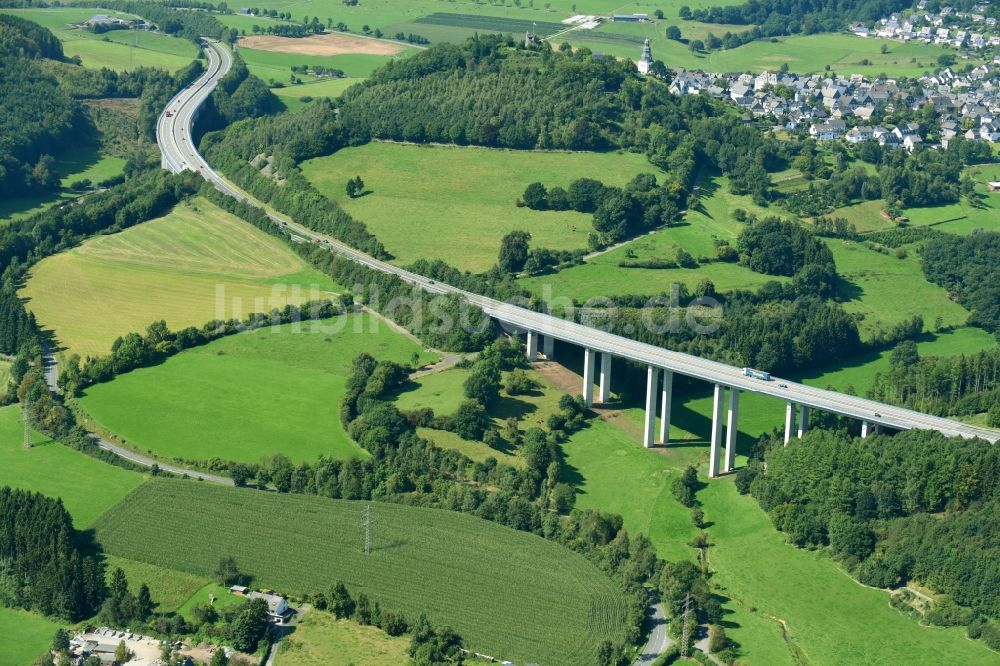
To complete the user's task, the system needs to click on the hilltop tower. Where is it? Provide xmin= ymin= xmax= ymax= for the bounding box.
xmin=637 ymin=37 xmax=653 ymax=75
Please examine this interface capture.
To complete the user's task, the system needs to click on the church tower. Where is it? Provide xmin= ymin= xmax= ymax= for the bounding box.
xmin=637 ymin=37 xmax=653 ymax=74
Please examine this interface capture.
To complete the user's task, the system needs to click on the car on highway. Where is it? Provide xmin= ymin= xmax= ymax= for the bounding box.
xmin=778 ymin=383 xmax=788 ymax=388
xmin=874 ymin=412 xmax=881 ymax=418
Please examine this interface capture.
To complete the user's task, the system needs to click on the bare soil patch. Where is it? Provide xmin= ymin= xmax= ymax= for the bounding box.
xmin=239 ymin=33 xmax=406 ymax=56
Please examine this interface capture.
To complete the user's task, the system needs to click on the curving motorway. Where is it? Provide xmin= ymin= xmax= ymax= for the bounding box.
xmin=158 ymin=41 xmax=1000 ymax=445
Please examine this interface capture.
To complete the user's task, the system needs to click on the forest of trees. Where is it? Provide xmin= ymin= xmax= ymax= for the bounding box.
xmin=740 ymin=428 xmax=1000 ymax=649
xmin=0 ymin=18 xmax=80 ymax=197
xmin=920 ymin=231 xmax=1000 ymax=337
xmin=868 ymin=342 xmax=1000 ymax=421
xmin=0 ymin=488 xmax=106 ymax=620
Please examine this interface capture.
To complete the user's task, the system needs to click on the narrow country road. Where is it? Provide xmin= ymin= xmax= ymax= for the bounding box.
xmin=633 ymin=596 xmax=672 ymax=666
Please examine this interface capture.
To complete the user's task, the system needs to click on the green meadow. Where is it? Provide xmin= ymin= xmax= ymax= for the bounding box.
xmin=827 ymin=237 xmax=973 ymax=338
xmin=275 ymin=609 xmax=411 ymax=666
xmin=21 ymin=197 xmax=341 ymax=357
xmin=1 ymin=8 xmax=199 ymax=72
xmin=271 ymin=77 xmax=363 ymax=111
xmin=0 ymin=607 xmax=61 ymax=666
xmin=94 ymin=479 xmax=634 ymax=666
xmin=78 ymin=314 xmax=437 ymax=466
xmin=302 ymin=141 xmax=663 ymax=272
xmin=236 ymin=45 xmax=401 ymax=83
xmin=0 ymin=405 xmax=144 ymax=528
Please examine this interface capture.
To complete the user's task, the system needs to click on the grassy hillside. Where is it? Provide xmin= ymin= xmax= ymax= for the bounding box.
xmin=275 ymin=609 xmax=410 ymax=666
xmin=302 ymin=142 xmax=663 ymax=272
xmin=556 ymin=326 xmax=996 ymax=664
xmin=93 ymin=479 xmax=633 ymax=666
xmin=1 ymin=8 xmax=199 ymax=72
xmin=0 ymin=405 xmax=144 ymax=528
xmin=78 ymin=314 xmax=437 ymax=465
xmin=21 ymin=196 xmax=341 ymax=357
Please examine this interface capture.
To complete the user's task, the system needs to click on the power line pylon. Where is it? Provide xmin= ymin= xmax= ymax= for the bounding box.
xmin=361 ymin=503 xmax=373 ymax=554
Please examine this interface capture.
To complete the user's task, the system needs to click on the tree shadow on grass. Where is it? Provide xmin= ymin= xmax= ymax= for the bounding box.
xmin=491 ymin=395 xmax=538 ymax=421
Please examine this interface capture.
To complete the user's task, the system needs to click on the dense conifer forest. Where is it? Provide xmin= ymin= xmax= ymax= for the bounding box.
xmin=0 ymin=488 xmax=106 ymax=620
xmin=920 ymin=231 xmax=1000 ymax=338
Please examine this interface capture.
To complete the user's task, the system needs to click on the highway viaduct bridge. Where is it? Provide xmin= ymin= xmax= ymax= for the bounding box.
xmin=157 ymin=41 xmax=1000 ymax=477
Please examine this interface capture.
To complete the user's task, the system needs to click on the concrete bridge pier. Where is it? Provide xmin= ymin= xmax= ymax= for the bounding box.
xmin=784 ymin=401 xmax=796 ymax=445
xmin=724 ymin=388 xmax=740 ymax=473
xmin=797 ymin=404 xmax=811 ymax=438
xmin=542 ymin=335 xmax=554 ymax=358
xmin=582 ymin=348 xmax=596 ymax=406
xmin=526 ymin=331 xmax=538 ymax=362
xmin=599 ymin=353 xmax=612 ymax=404
xmin=709 ymin=384 xmax=726 ymax=477
xmin=659 ymin=370 xmax=673 ymax=445
xmin=643 ymin=366 xmax=659 ymax=447
xmin=861 ymin=421 xmax=880 ymax=438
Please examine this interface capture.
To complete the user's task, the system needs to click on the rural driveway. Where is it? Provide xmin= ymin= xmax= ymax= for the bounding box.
xmin=633 ymin=595 xmax=672 ymax=666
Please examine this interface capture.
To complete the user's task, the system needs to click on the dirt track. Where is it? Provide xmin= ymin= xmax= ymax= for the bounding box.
xmin=238 ymin=33 xmax=407 ymax=56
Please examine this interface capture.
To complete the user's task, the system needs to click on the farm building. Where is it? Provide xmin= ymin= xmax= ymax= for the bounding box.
xmin=612 ymin=13 xmax=649 ymax=22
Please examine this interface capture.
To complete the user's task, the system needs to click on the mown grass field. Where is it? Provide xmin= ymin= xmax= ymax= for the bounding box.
xmin=78 ymin=314 xmax=436 ymax=465
xmin=302 ymin=142 xmax=663 ymax=272
xmin=0 ymin=607 xmax=61 ymax=666
xmin=271 ymin=77 xmax=363 ymax=111
xmin=521 ymin=174 xmax=781 ymax=301
xmin=94 ymin=479 xmax=634 ymax=666
xmin=0 ymin=405 xmax=144 ymax=528
xmin=0 ymin=146 xmax=126 ymax=224
xmin=1 ymin=8 xmax=199 ymax=72
xmin=275 ymin=609 xmax=410 ymax=666
xmin=20 ymin=196 xmax=341 ymax=357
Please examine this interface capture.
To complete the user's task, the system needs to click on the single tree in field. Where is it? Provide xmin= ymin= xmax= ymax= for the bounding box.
xmin=498 ymin=230 xmax=531 ymax=273
xmin=346 ymin=175 xmax=365 ymax=198
xmin=214 ymin=555 xmax=246 ymax=586
xmin=666 ymin=25 xmax=681 ymax=40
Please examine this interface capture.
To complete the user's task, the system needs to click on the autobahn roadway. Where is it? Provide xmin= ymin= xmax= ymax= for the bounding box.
xmin=159 ymin=40 xmax=1000 ymax=445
